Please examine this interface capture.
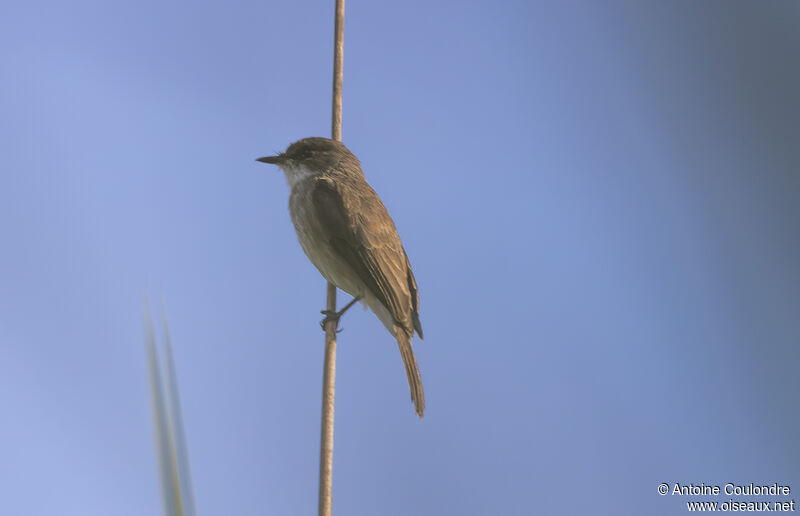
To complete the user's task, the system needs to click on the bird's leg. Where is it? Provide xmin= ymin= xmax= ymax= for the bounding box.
xmin=320 ymin=296 xmax=361 ymax=332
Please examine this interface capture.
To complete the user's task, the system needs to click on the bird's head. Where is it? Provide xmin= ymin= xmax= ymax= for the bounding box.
xmin=257 ymin=137 xmax=363 ymax=187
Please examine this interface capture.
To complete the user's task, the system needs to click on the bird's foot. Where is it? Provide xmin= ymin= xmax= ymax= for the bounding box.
xmin=319 ymin=313 xmax=344 ymax=333
xmin=319 ymin=296 xmax=361 ymax=332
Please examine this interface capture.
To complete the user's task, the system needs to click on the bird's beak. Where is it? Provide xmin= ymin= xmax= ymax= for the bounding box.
xmin=256 ymin=155 xmax=282 ymax=164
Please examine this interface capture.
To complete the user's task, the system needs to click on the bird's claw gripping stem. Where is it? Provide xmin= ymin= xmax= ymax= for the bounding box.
xmin=319 ymin=296 xmax=361 ymax=332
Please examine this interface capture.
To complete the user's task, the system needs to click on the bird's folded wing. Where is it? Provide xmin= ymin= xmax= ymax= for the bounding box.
xmin=403 ymin=248 xmax=423 ymax=339
xmin=312 ymin=177 xmax=413 ymax=331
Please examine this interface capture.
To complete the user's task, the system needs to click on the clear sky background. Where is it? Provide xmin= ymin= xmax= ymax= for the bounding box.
xmin=1 ymin=1 xmax=798 ymax=515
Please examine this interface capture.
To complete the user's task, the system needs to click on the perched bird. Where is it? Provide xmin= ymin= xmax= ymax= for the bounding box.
xmin=257 ymin=137 xmax=425 ymax=417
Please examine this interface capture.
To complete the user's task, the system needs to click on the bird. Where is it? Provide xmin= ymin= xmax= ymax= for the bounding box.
xmin=257 ymin=137 xmax=425 ymax=417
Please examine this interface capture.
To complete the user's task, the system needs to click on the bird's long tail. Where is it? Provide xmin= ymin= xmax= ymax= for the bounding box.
xmin=396 ymin=330 xmax=425 ymax=418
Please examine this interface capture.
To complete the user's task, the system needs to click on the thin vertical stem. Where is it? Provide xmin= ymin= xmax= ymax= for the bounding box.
xmin=319 ymin=0 xmax=345 ymax=515
xmin=319 ymin=284 xmax=337 ymax=516
xmin=331 ymin=0 xmax=344 ymax=142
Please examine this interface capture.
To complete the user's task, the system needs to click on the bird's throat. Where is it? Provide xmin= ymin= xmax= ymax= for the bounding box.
xmin=282 ymin=163 xmax=319 ymax=188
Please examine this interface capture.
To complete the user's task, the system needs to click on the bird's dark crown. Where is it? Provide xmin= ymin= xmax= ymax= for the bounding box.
xmin=285 ymin=137 xmax=350 ymax=160
xmin=285 ymin=137 xmax=360 ymax=169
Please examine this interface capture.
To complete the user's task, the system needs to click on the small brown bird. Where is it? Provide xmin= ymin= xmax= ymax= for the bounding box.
xmin=257 ymin=137 xmax=425 ymax=417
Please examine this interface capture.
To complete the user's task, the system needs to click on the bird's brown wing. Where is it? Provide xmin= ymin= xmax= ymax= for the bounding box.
xmin=403 ymin=248 xmax=423 ymax=339
xmin=312 ymin=176 xmax=416 ymax=334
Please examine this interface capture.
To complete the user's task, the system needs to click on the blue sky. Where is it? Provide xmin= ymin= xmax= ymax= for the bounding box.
xmin=1 ymin=1 xmax=798 ymax=514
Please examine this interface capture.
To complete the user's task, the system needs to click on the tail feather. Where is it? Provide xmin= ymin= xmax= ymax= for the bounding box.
xmin=396 ymin=330 xmax=425 ymax=418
